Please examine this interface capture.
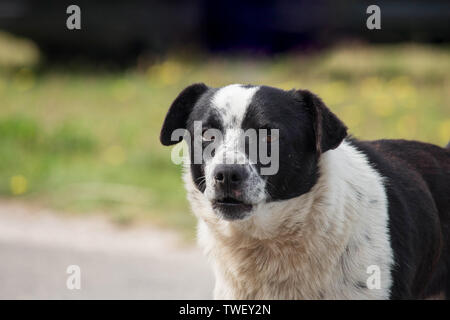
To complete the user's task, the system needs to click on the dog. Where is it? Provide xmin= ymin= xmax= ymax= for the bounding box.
xmin=160 ymin=83 xmax=450 ymax=299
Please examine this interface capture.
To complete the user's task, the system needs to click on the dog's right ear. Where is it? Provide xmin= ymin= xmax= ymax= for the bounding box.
xmin=160 ymin=83 xmax=208 ymax=146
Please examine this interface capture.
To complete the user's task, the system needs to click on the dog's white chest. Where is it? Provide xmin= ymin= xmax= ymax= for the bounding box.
xmin=190 ymin=141 xmax=393 ymax=300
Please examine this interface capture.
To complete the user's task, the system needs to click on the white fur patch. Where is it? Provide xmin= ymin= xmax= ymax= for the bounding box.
xmin=211 ymin=84 xmax=259 ymax=128
xmin=204 ymin=85 xmax=265 ymax=206
xmin=185 ymin=141 xmax=394 ymax=299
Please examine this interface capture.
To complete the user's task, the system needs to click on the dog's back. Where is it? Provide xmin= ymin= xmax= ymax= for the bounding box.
xmin=351 ymin=139 xmax=450 ymax=299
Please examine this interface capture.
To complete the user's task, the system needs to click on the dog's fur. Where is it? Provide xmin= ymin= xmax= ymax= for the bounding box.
xmin=160 ymin=83 xmax=450 ymax=299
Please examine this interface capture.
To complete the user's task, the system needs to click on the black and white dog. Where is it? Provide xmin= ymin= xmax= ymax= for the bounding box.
xmin=160 ymin=83 xmax=450 ymax=299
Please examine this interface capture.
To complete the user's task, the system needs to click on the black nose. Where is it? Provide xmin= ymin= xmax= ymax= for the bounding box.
xmin=214 ymin=165 xmax=248 ymax=190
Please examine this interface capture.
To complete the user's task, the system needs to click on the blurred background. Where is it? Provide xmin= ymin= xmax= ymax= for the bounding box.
xmin=0 ymin=0 xmax=449 ymax=299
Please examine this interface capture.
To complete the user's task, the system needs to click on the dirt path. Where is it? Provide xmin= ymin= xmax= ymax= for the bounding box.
xmin=0 ymin=202 xmax=213 ymax=299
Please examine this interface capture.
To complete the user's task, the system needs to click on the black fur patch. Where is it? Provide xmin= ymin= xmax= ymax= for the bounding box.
xmin=349 ymin=139 xmax=450 ymax=299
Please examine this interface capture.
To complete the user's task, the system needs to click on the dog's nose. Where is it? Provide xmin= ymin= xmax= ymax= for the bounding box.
xmin=214 ymin=165 xmax=248 ymax=190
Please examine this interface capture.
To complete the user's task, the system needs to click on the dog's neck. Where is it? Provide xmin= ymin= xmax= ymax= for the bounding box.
xmin=185 ymin=141 xmax=392 ymax=299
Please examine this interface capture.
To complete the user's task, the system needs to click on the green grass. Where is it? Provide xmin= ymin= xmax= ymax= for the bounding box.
xmin=0 ymin=33 xmax=449 ymax=236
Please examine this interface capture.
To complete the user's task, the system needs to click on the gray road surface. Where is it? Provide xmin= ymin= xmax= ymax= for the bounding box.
xmin=0 ymin=202 xmax=214 ymax=299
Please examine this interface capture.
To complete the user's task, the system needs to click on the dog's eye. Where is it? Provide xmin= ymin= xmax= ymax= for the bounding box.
xmin=202 ymin=129 xmax=216 ymax=142
xmin=261 ymin=130 xmax=277 ymax=143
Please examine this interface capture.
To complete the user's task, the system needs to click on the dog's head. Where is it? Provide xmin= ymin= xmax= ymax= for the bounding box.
xmin=160 ymin=84 xmax=347 ymax=221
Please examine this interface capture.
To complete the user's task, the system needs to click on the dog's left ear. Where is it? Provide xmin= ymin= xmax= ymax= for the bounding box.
xmin=296 ymin=89 xmax=347 ymax=154
xmin=160 ymin=83 xmax=208 ymax=146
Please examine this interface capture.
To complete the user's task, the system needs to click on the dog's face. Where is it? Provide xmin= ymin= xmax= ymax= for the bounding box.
xmin=160 ymin=84 xmax=347 ymax=221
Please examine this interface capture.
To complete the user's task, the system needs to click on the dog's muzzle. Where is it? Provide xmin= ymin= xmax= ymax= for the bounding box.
xmin=211 ymin=164 xmax=253 ymax=220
